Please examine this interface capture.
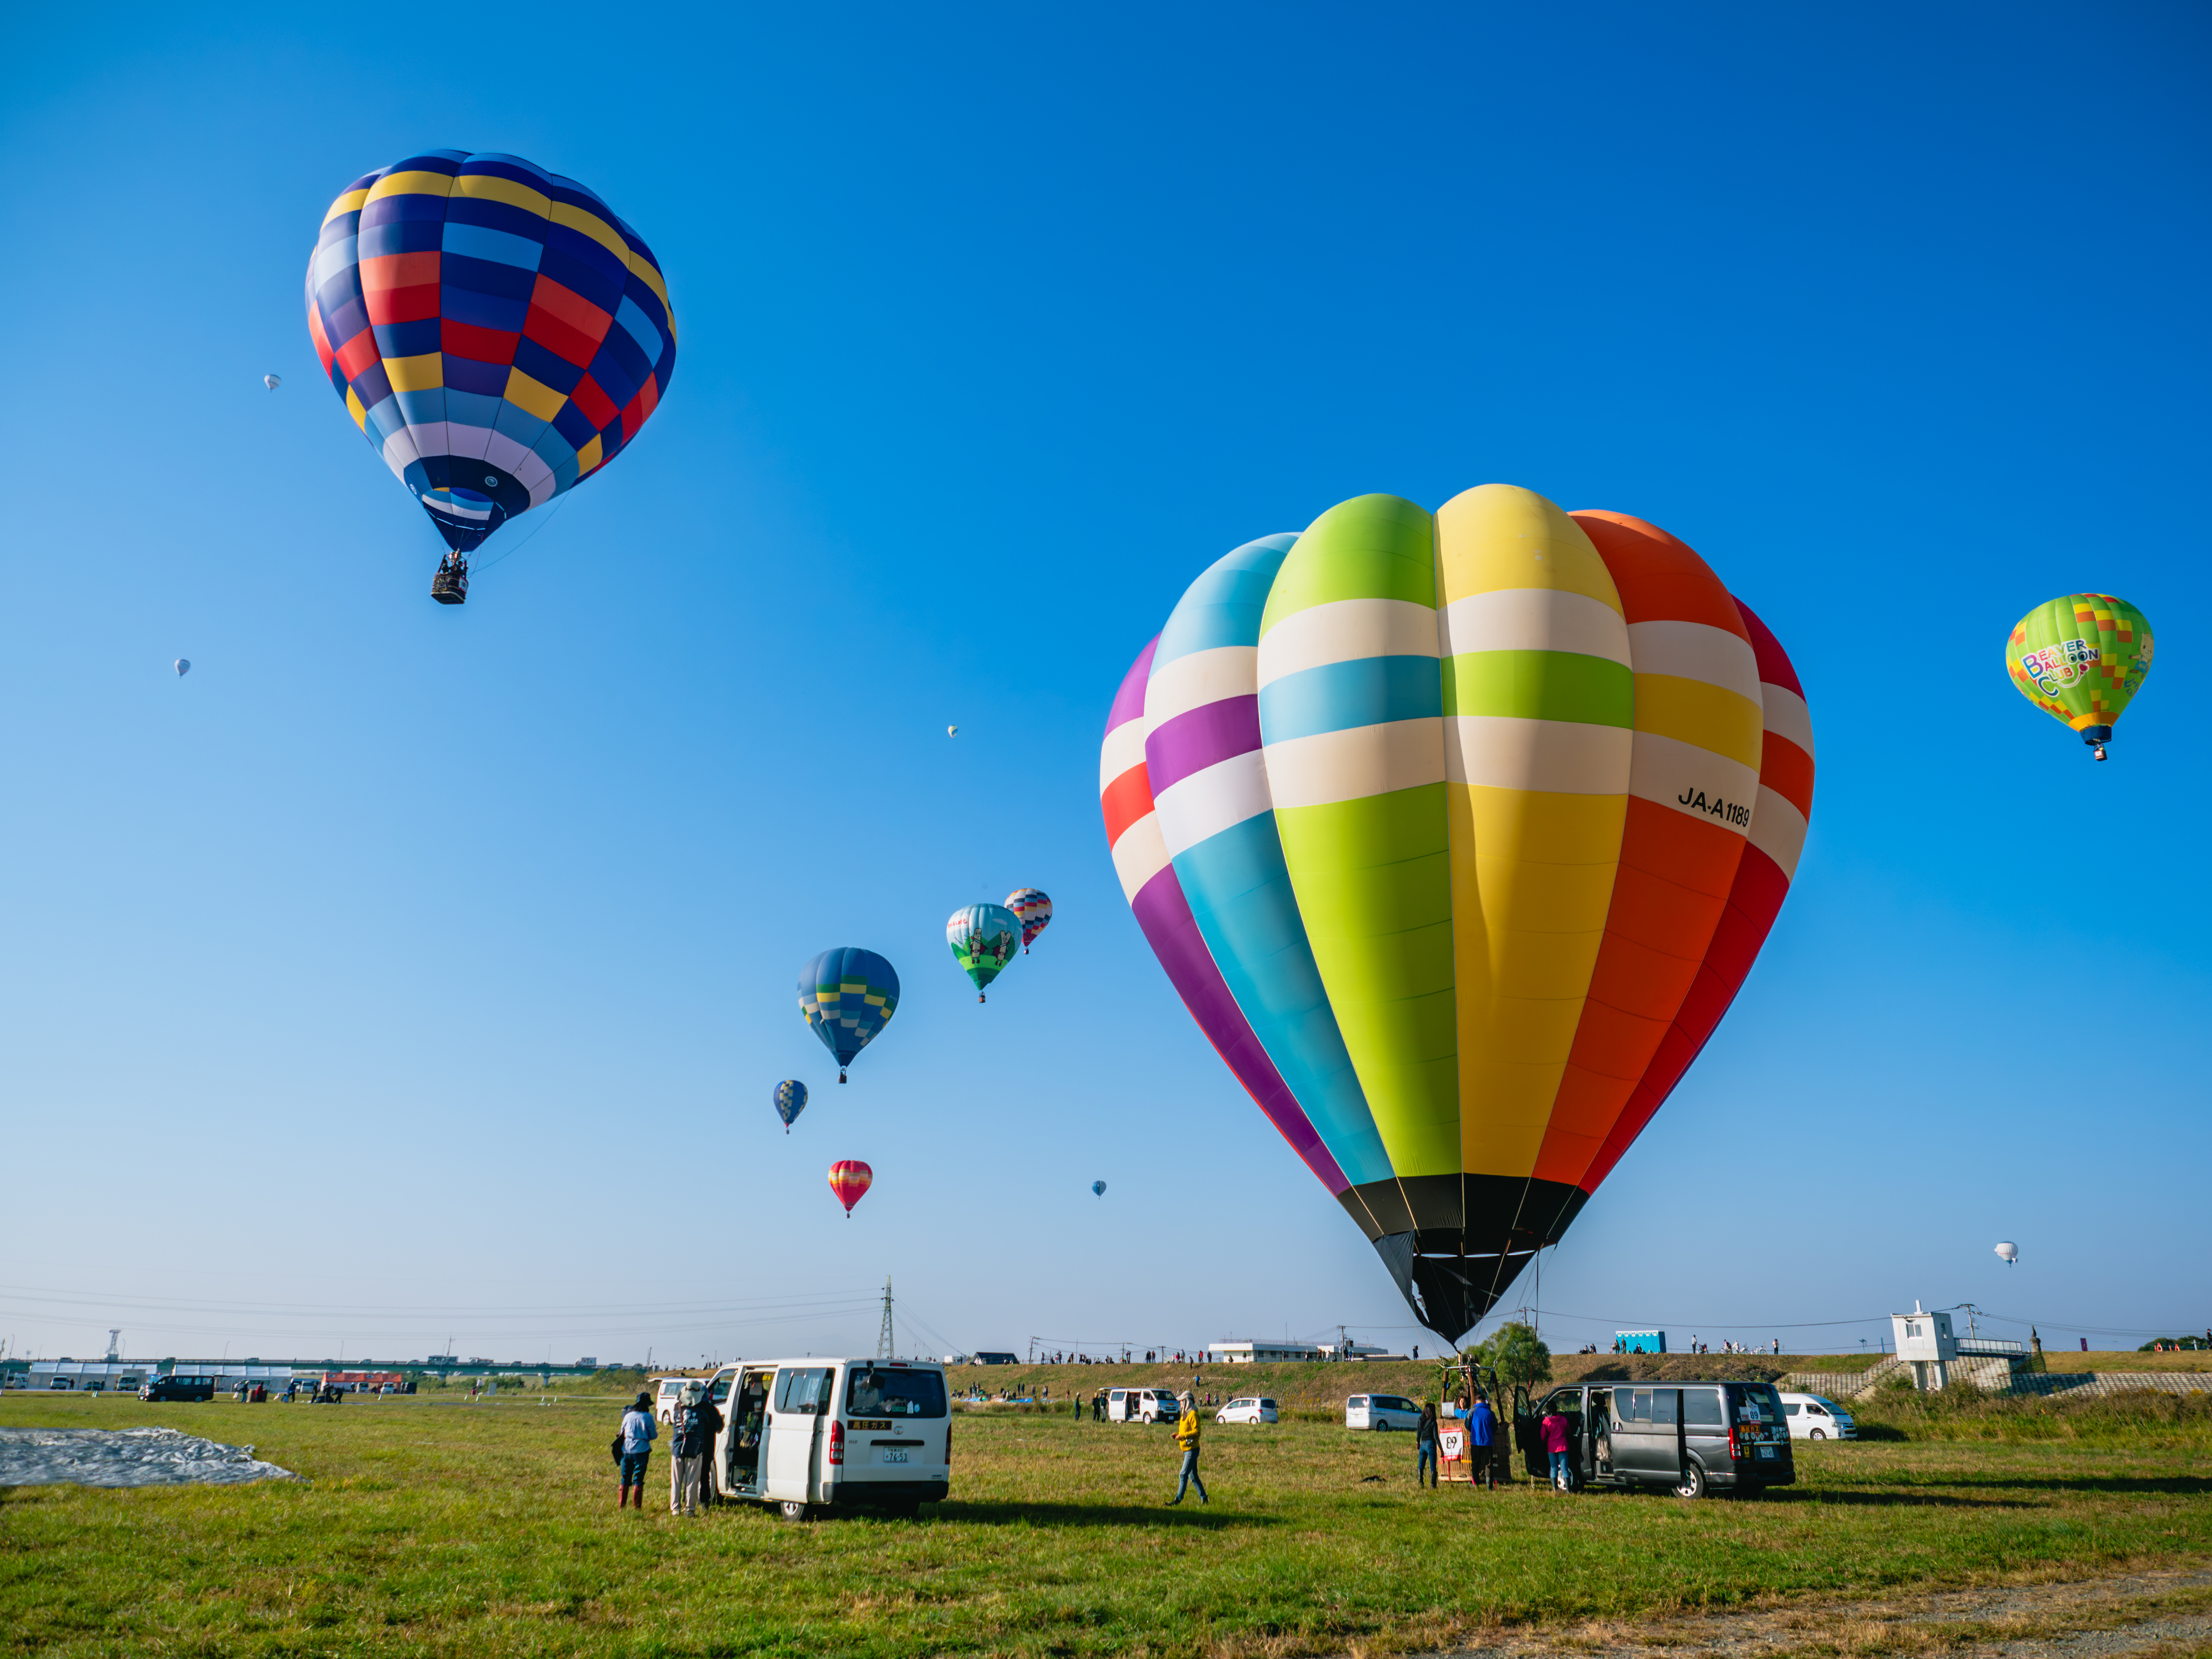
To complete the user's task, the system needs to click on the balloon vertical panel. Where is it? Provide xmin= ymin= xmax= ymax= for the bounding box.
xmin=1433 ymin=486 xmax=1632 ymax=1192
xmin=1100 ymin=644 xmax=1349 ymax=1194
xmin=1257 ymin=495 xmax=1458 ymax=1213
xmin=1145 ymin=535 xmax=1391 ymax=1207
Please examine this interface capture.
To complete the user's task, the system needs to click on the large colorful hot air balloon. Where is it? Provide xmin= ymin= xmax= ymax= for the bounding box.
xmin=800 ymin=948 xmax=900 ymax=1082
xmin=946 ymin=904 xmax=1019 ymax=1001
xmin=1006 ymin=889 xmax=1053 ymax=953
xmin=772 ymin=1080 xmax=808 ymax=1133
xmin=2006 ymin=595 xmax=2153 ymax=761
xmin=828 ymin=1160 xmax=874 ymax=1216
xmin=1103 ymin=492 xmax=1814 ymax=1342
xmin=306 ymin=150 xmax=676 ymax=604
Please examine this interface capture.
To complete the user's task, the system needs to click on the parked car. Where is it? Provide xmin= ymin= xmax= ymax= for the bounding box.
xmin=1516 ymin=1379 xmax=1795 ymax=1498
xmin=1107 ymin=1387 xmax=1183 ymax=1424
xmin=1778 ymin=1391 xmax=1856 ymax=1440
xmin=700 ymin=1358 xmax=950 ymax=1519
xmin=140 ymin=1374 xmax=217 ymax=1402
xmin=1216 ymin=1396 xmax=1279 ymax=1425
xmin=1345 ymin=1393 xmax=1422 ymax=1431
xmin=654 ymin=1375 xmax=690 ymax=1425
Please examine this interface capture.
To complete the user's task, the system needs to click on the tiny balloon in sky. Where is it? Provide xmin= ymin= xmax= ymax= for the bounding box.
xmin=174 ymin=659 xmax=191 ymax=676
xmin=263 ymin=373 xmax=281 ymax=390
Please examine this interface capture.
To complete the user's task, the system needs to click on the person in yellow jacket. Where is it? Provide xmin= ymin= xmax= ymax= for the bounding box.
xmin=1167 ymin=1391 xmax=1208 ymax=1505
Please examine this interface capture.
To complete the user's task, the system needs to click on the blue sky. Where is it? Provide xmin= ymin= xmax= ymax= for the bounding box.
xmin=2 ymin=3 xmax=2206 ymax=1368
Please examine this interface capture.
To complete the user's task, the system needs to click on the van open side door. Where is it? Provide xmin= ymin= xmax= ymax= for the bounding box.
xmin=765 ymin=1366 xmax=833 ymax=1505
xmin=1512 ymin=1385 xmax=1541 ymax=1478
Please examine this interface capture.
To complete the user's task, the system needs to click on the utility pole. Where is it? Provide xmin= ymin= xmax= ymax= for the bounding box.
xmin=877 ymin=1277 xmax=895 ymax=1363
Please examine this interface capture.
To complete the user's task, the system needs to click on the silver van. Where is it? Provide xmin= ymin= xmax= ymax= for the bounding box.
xmin=703 ymin=1358 xmax=950 ymax=1519
xmin=1517 ymin=1379 xmax=1795 ymax=1498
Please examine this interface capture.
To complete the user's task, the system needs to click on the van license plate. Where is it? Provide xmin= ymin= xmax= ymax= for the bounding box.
xmin=881 ymin=1449 xmax=909 ymax=1464
xmin=1756 ymin=1445 xmax=1777 ymax=1459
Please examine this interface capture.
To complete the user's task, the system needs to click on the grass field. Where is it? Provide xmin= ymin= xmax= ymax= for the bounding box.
xmin=4 ymin=1385 xmax=2209 ymax=1658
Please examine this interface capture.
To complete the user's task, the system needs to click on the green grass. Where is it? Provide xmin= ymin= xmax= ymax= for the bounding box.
xmin=3 ymin=1390 xmax=2209 ymax=1657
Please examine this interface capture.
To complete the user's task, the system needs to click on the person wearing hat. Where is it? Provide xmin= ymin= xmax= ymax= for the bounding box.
xmin=669 ymin=1380 xmax=712 ymax=1515
xmin=617 ymin=1389 xmax=658 ymax=1509
xmin=1167 ymin=1390 xmax=1207 ymax=1506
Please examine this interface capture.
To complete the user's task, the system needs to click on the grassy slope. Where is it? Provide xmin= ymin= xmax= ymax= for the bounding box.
xmin=4 ymin=1390 xmax=2209 ymax=1657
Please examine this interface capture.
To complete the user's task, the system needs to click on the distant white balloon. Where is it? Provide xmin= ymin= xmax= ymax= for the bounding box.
xmin=947 ymin=725 xmax=959 ymax=737
xmin=174 ymin=659 xmax=191 ymax=677
xmin=1995 ymin=1240 xmax=2019 ymax=1265
xmin=263 ymin=373 xmax=281 ymax=391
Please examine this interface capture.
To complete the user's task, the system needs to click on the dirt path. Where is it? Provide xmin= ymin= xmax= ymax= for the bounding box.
xmin=1429 ymin=1566 xmax=2212 ymax=1657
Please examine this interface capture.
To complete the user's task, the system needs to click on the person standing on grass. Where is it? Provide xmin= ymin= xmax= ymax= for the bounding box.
xmin=1540 ymin=1404 xmax=1573 ymax=1493
xmin=669 ymin=1381 xmax=709 ymax=1515
xmin=1415 ymin=1400 xmax=1439 ymax=1488
xmin=1465 ymin=1391 xmax=1498 ymax=1490
xmin=1167 ymin=1391 xmax=1207 ymax=1506
xmin=617 ymin=1389 xmax=657 ymax=1510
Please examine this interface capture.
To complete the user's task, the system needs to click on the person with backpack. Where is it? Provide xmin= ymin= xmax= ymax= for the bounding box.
xmin=616 ymin=1389 xmax=657 ymax=1509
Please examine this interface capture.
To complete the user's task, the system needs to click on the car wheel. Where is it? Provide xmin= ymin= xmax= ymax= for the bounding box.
xmin=1809 ymin=1428 xmax=1826 ymax=1440
xmin=778 ymin=1500 xmax=811 ymax=1522
xmin=1673 ymin=1460 xmax=1708 ymax=1500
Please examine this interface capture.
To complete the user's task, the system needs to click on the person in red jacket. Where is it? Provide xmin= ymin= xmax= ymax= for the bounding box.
xmin=1540 ymin=1405 xmax=1574 ymax=1493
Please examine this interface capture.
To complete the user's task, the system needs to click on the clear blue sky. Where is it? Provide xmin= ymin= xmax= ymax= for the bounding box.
xmin=3 ymin=3 xmax=2206 ymax=1368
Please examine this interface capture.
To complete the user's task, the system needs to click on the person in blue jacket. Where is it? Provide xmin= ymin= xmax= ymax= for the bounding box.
xmin=1465 ymin=1390 xmax=1499 ymax=1490
xmin=617 ymin=1390 xmax=657 ymax=1510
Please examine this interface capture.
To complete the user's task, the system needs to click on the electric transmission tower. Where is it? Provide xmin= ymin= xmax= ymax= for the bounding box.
xmin=877 ymin=1276 xmax=895 ymax=1362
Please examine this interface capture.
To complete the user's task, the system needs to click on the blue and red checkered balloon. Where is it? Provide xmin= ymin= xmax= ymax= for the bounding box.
xmin=306 ymin=150 xmax=676 ymax=561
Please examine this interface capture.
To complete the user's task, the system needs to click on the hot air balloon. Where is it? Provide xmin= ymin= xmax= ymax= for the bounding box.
xmin=1103 ymin=492 xmax=1814 ymax=1344
xmin=947 ymin=904 xmax=1019 ymax=1001
xmin=1995 ymin=1241 xmax=2019 ymax=1265
xmin=174 ymin=659 xmax=191 ymax=677
xmin=829 ymin=1160 xmax=873 ymax=1216
xmin=1006 ymin=889 xmax=1053 ymax=953
xmin=2007 ymin=595 xmax=2153 ymax=761
xmin=773 ymin=1079 xmax=808 ymax=1133
xmin=800 ymin=948 xmax=899 ymax=1082
xmin=305 ymin=150 xmax=676 ymax=606
xmin=1092 ymin=1179 xmax=1107 ymax=1198
xmin=263 ymin=373 xmax=282 ymax=391
xmin=948 ymin=726 xmax=959 ymax=737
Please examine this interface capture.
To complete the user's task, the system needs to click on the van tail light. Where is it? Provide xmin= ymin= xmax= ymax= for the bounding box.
xmin=1726 ymin=1424 xmax=1741 ymax=1461
xmin=828 ymin=1419 xmax=845 ymax=1466
xmin=945 ymin=1418 xmax=952 ymax=1467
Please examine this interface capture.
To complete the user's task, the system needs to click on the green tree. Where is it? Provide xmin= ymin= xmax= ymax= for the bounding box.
xmin=1470 ymin=1323 xmax=1552 ymax=1389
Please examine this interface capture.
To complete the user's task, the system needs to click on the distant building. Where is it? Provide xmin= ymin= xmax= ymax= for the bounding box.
xmin=26 ymin=1361 xmax=158 ymax=1392
xmin=1212 ymin=1340 xmax=1323 ymax=1363
xmin=1316 ymin=1341 xmax=1396 ymax=1360
xmin=576 ymin=1358 xmax=597 ymax=1369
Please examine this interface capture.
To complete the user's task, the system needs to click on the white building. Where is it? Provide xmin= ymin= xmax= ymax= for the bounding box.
xmin=1210 ymin=1340 xmax=1323 ymax=1363
xmin=26 ymin=1361 xmax=159 ymax=1392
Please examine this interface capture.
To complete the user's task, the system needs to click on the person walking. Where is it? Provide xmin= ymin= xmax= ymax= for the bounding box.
xmin=1465 ymin=1390 xmax=1498 ymax=1490
xmin=1415 ymin=1400 xmax=1439 ymax=1488
xmin=1540 ymin=1403 xmax=1573 ymax=1493
xmin=617 ymin=1389 xmax=657 ymax=1510
xmin=1167 ymin=1391 xmax=1208 ymax=1505
xmin=669 ymin=1381 xmax=709 ymax=1515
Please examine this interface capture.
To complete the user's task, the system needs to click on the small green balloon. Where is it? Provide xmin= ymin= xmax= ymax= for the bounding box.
xmin=2006 ymin=594 xmax=2152 ymax=759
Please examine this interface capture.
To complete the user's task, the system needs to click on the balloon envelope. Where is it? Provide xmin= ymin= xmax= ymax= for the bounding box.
xmin=2006 ymin=595 xmax=2152 ymax=755
xmin=1995 ymin=1241 xmax=2019 ymax=1263
xmin=829 ymin=1159 xmax=874 ymax=1214
xmin=174 ymin=659 xmax=190 ymax=676
xmin=1092 ymin=1179 xmax=1106 ymax=1197
xmin=773 ymin=1079 xmax=808 ymax=1131
xmin=1006 ymin=889 xmax=1053 ymax=951
xmin=1103 ymin=493 xmax=1814 ymax=1342
xmin=263 ymin=373 xmax=281 ymax=390
xmin=947 ymin=904 xmax=1019 ymax=998
xmin=799 ymin=948 xmax=900 ymax=1079
xmin=305 ymin=150 xmax=676 ymax=564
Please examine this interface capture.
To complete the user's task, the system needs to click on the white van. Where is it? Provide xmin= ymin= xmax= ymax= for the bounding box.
xmin=1107 ymin=1387 xmax=1183 ymax=1424
xmin=704 ymin=1358 xmax=950 ymax=1519
xmin=1345 ymin=1393 xmax=1422 ymax=1431
xmin=653 ymin=1376 xmax=690 ymax=1425
xmin=1778 ymin=1392 xmax=1856 ymax=1440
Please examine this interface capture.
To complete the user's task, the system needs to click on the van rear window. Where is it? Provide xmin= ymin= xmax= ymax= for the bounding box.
xmin=1728 ymin=1383 xmax=1783 ymax=1426
xmin=847 ymin=1367 xmax=947 ymax=1419
xmin=1684 ymin=1390 xmax=1724 ymax=1427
